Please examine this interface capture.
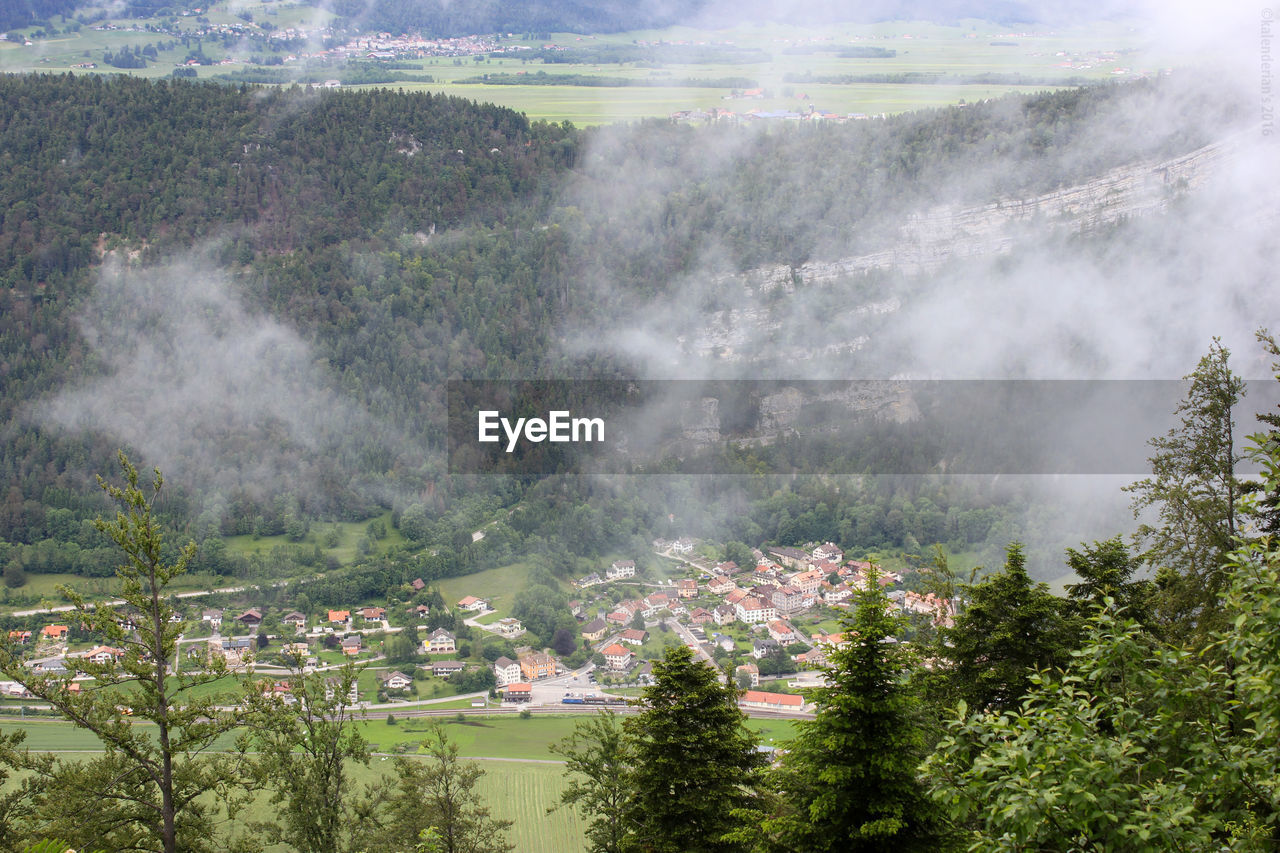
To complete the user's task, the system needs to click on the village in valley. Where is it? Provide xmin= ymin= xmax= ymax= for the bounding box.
xmin=0 ymin=538 xmax=957 ymax=717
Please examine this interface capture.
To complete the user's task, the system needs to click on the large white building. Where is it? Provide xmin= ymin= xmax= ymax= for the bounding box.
xmin=735 ymin=597 xmax=776 ymax=624
xmin=493 ymin=656 xmax=522 ymax=687
xmin=607 ymin=560 xmax=636 ymax=580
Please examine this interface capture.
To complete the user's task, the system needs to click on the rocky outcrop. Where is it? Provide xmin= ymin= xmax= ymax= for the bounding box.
xmin=681 ymin=136 xmax=1237 ymax=365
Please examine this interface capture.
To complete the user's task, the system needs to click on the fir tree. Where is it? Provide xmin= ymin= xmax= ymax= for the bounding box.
xmin=624 ymin=644 xmax=766 ymax=853
xmin=943 ymin=542 xmax=1071 ymax=713
xmin=763 ymin=564 xmax=941 ymax=852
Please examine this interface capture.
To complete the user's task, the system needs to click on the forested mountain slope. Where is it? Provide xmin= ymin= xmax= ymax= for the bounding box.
xmin=0 ymin=72 xmax=1253 ymax=579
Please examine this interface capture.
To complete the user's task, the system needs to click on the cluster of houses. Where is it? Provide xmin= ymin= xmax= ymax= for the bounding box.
xmin=669 ymin=105 xmax=886 ymax=125
xmin=574 ymin=559 xmax=636 ymax=589
xmin=11 ymin=624 xmax=127 ymax=681
xmin=492 ymin=650 xmax=559 ymax=701
xmin=562 ymin=541 xmax=957 ymax=694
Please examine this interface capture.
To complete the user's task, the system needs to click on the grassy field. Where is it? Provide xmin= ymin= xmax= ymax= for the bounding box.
xmin=0 ymin=709 xmax=798 ymax=757
xmin=0 ymin=10 xmax=1202 ymax=126
xmin=224 ymin=509 xmax=404 ymax=564
xmin=435 ymin=561 xmax=539 ymax=616
xmin=0 ymin=728 xmax=588 ymax=853
xmin=0 ymin=570 xmax=248 ymax=612
xmin=0 ymin=710 xmax=795 ymax=851
xmin=472 ymin=758 xmax=589 ymax=853
xmin=366 ymin=714 xmax=585 ymax=759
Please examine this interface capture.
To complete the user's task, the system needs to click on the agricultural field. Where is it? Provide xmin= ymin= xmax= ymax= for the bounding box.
xmin=0 ymin=723 xmax=588 ymax=853
xmin=0 ymin=710 xmax=799 ymax=758
xmin=0 ymin=712 xmax=797 ymax=852
xmin=473 ymin=758 xmax=590 ymax=853
xmin=0 ymin=569 xmax=247 ymax=614
xmin=0 ymin=7 xmax=1200 ymax=125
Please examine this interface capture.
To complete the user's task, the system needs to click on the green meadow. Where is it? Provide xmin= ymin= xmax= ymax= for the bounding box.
xmin=434 ymin=561 xmax=541 ymax=616
xmin=223 ymin=509 xmax=404 ymax=564
xmin=0 ymin=713 xmax=798 ymax=852
xmin=0 ymin=10 xmax=1201 ymax=125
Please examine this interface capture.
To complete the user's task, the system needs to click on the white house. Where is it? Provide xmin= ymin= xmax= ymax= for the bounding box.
xmin=607 ymin=560 xmax=636 ymax=580
xmin=735 ymin=597 xmax=775 ymax=625
xmin=812 ymin=542 xmax=843 ymax=562
xmin=706 ymin=574 xmax=736 ymax=595
xmin=83 ymin=645 xmax=124 ymax=665
xmin=713 ymin=605 xmax=736 ymax=626
xmin=425 ymin=628 xmax=456 ymax=654
xmin=602 ymin=643 xmax=634 ymax=671
xmin=766 ymin=621 xmax=797 ymax=644
xmin=493 ymin=656 xmax=522 ymax=687
xmin=492 ymin=618 xmax=525 ymax=639
xmin=379 ymin=671 xmax=413 ymax=691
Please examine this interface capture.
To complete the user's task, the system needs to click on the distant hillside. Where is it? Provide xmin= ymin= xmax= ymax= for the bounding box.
xmin=320 ymin=0 xmax=708 ymax=38
xmin=0 ymin=72 xmax=1248 ymax=583
xmin=315 ymin=0 xmax=1141 ymax=36
xmin=3 ymin=0 xmax=1144 ymax=37
xmin=0 ymin=0 xmax=76 ymax=31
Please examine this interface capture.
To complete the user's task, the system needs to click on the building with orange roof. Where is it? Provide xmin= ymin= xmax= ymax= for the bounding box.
xmin=601 ymin=643 xmax=633 ymax=671
xmin=740 ymin=690 xmax=805 ymax=711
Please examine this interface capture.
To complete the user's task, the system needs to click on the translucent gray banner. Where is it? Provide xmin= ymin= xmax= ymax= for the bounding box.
xmin=446 ymin=379 xmax=1279 ymax=476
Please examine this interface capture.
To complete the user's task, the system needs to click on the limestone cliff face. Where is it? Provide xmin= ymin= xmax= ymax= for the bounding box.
xmin=677 ymin=137 xmax=1236 ymax=370
xmin=652 ymin=137 xmax=1240 ymax=446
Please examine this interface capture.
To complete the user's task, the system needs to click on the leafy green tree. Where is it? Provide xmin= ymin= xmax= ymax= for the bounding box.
xmin=624 ymin=644 xmax=766 ymax=853
xmin=362 ymin=724 xmax=513 ymax=853
xmin=550 ymin=711 xmax=631 ymax=853
xmin=0 ymin=453 xmax=246 ymax=853
xmin=387 ymin=627 xmax=421 ymax=664
xmin=1218 ymin=479 xmax=1280 ymax=840
xmin=928 ymin=439 xmax=1280 ymax=849
xmin=241 ymin=661 xmax=370 ymax=853
xmin=722 ymin=541 xmax=754 ymax=569
xmin=400 ymin=503 xmax=431 ymax=542
xmin=763 ymin=564 xmax=941 ymax=852
xmin=1245 ymin=329 xmax=1280 ymax=537
xmin=927 ymin=608 xmax=1232 ymax=851
xmin=512 ymin=569 xmax=569 ymax=643
xmin=0 ymin=730 xmax=41 ymax=848
xmin=1126 ymin=338 xmax=1246 ymax=643
xmin=941 ymin=542 xmax=1071 ymax=713
xmin=448 ymin=667 xmax=495 ymax=693
xmin=3 ymin=561 xmax=26 ymax=589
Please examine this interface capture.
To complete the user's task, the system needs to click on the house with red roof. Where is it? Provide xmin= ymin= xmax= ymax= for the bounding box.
xmin=741 ymin=690 xmax=805 ymax=712
xmin=601 ymin=643 xmax=633 ymax=671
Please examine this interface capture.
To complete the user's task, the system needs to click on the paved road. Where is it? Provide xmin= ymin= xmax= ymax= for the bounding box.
xmin=8 ymin=580 xmax=293 ymax=618
xmin=666 ymin=618 xmax=716 ymax=666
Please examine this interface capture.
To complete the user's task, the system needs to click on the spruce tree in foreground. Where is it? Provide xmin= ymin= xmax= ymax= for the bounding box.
xmin=1125 ymin=337 xmax=1246 ymax=644
xmin=943 ymin=542 xmax=1071 ymax=713
xmin=624 ymin=643 xmax=766 ymax=853
xmin=361 ymin=724 xmax=513 ymax=853
xmin=763 ymin=564 xmax=941 ymax=852
xmin=0 ymin=452 xmax=246 ymax=853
